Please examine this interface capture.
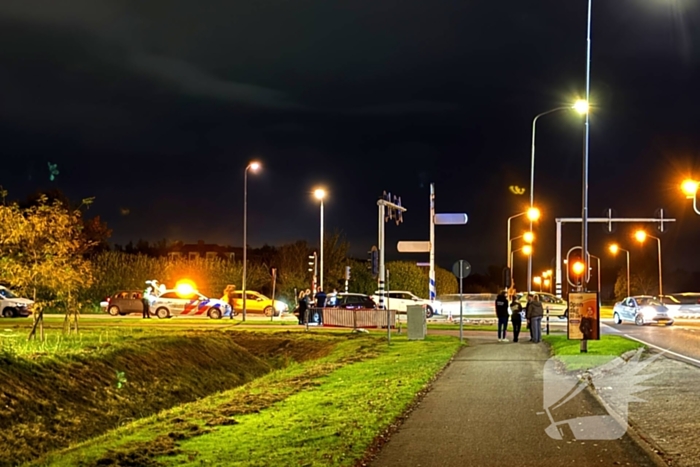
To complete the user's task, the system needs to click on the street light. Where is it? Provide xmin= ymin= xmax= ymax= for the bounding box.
xmin=544 ymin=278 xmax=551 ymax=293
xmin=507 ymin=211 xmax=539 ymax=272
xmin=523 ymin=231 xmax=535 ymax=244
xmin=242 ymin=160 xmax=261 ymax=321
xmin=529 ymin=103 xmax=587 ymax=292
xmin=634 ymin=230 xmax=663 ymax=299
xmin=510 ymin=246 xmax=532 ymax=290
xmin=682 ymin=179 xmax=700 ymax=215
xmin=533 ymin=276 xmax=542 ymax=292
xmin=609 ymin=243 xmax=630 ymax=297
xmin=313 ymin=188 xmax=326 ymax=292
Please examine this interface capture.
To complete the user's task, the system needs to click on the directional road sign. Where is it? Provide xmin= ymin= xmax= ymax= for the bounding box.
xmin=397 ymin=241 xmax=431 ymax=253
xmin=434 ymin=213 xmax=468 ymax=225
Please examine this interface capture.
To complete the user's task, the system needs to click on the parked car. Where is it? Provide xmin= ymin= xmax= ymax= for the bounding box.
xmin=333 ymin=293 xmax=377 ymax=310
xmin=103 ymin=290 xmax=145 ymax=316
xmin=613 ymin=296 xmax=673 ymax=326
xmin=230 ymin=290 xmax=288 ymax=316
xmin=371 ymin=291 xmax=441 ymax=318
xmin=150 ymin=289 xmax=232 ymax=319
xmin=0 ymin=286 xmax=33 ymax=318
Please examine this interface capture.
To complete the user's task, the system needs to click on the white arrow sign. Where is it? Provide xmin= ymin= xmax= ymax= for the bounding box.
xmin=434 ymin=213 xmax=468 ymax=225
xmin=397 ymin=241 xmax=431 ymax=253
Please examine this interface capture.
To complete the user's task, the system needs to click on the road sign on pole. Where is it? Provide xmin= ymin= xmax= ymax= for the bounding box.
xmin=451 ymin=259 xmax=471 ymax=343
xmin=397 ymin=241 xmax=431 ymax=253
xmin=434 ymin=213 xmax=468 ymax=225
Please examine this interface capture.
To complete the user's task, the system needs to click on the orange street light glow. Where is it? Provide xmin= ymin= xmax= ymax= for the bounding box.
xmin=609 ymin=244 xmax=619 ymax=254
xmin=175 ymin=280 xmax=196 ymax=296
xmin=522 ymin=245 xmax=533 ymax=255
xmin=314 ymin=188 xmax=326 ymax=200
xmin=544 ymin=279 xmax=551 ymax=287
xmin=572 ymin=261 xmax=585 ymax=275
xmin=533 ymin=276 xmax=542 ymax=285
xmin=527 ymin=207 xmax=540 ymax=221
xmin=635 ymin=230 xmax=647 ymax=243
xmin=682 ymin=179 xmax=698 ymax=197
xmin=249 ymin=161 xmax=261 ymax=171
xmin=523 ymin=231 xmax=535 ymax=243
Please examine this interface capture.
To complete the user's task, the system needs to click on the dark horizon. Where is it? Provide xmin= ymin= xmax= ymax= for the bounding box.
xmin=2 ymin=0 xmax=699 ymax=280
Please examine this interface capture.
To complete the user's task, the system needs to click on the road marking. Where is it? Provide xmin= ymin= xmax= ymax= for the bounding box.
xmin=623 ymin=334 xmax=700 ymax=367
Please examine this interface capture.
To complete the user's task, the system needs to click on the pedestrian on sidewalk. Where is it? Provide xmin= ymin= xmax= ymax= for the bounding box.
xmin=495 ymin=290 xmax=509 ymax=342
xmin=510 ymin=295 xmax=523 ymax=342
xmin=526 ymin=294 xmax=544 ymax=343
xmin=525 ymin=294 xmax=533 ymax=340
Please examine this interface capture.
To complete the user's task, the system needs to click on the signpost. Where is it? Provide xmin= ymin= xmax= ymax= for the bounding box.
xmin=429 ymin=184 xmax=469 ymax=305
xmin=452 ymin=260 xmax=472 ymax=342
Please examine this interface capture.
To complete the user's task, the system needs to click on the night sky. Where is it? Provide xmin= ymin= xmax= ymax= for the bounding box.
xmin=2 ymin=0 xmax=699 ymax=278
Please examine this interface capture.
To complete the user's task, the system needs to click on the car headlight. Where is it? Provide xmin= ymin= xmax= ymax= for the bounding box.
xmin=642 ymin=307 xmax=657 ymax=318
xmin=12 ymin=302 xmax=26 ymax=308
xmin=275 ymin=302 xmax=288 ymax=312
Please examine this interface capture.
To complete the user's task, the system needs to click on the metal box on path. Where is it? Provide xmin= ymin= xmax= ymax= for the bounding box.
xmin=407 ymin=305 xmax=427 ymax=340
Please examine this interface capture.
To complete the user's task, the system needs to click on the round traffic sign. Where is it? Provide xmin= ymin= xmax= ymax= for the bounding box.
xmin=452 ymin=260 xmax=472 ymax=279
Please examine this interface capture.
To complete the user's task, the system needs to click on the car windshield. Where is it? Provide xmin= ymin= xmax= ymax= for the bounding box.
xmin=0 ymin=288 xmax=18 ymax=299
xmin=636 ymin=297 xmax=662 ymax=307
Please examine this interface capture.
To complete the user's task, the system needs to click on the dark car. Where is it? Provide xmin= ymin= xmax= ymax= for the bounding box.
xmin=334 ymin=293 xmax=377 ymax=310
xmin=104 ymin=291 xmax=145 ymax=316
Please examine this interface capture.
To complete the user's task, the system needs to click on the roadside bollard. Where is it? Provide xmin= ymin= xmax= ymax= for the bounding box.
xmin=546 ymin=306 xmax=550 ymax=335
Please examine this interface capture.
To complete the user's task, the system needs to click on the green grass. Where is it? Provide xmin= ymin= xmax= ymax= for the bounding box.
xmin=543 ymin=334 xmax=645 ymax=371
xmin=35 ymin=334 xmax=462 ymax=467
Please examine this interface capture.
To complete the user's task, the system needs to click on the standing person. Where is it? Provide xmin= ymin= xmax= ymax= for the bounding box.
xmin=525 ymin=294 xmax=533 ymax=341
xmin=315 ymin=288 xmax=327 ymax=308
xmin=527 ymin=294 xmax=545 ymax=343
xmin=221 ymin=285 xmax=236 ymax=319
xmin=495 ymin=290 xmax=510 ymax=342
xmin=141 ymin=285 xmax=152 ymax=319
xmin=510 ymin=295 xmax=523 ymax=343
xmin=296 ymin=290 xmax=310 ymax=325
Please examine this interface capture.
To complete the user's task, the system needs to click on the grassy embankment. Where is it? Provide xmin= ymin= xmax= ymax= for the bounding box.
xmin=0 ymin=323 xmax=462 ymax=466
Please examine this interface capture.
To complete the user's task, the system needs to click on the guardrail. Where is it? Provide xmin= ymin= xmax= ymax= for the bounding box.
xmin=311 ymin=308 xmax=397 ymax=329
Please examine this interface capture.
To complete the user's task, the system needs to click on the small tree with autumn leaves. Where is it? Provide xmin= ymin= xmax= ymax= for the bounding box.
xmin=0 ymin=190 xmax=94 ymax=340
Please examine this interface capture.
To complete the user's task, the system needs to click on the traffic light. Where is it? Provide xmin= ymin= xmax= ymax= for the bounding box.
xmin=345 ymin=266 xmax=351 ymax=281
xmin=308 ymin=252 xmax=317 ymax=273
xmin=502 ymin=267 xmax=511 ymax=289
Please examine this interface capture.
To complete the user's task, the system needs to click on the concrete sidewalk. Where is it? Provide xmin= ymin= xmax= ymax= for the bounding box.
xmin=371 ymin=337 xmax=663 ymax=467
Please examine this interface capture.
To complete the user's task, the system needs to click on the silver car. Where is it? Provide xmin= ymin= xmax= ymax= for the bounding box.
xmin=613 ymin=296 xmax=674 ymax=326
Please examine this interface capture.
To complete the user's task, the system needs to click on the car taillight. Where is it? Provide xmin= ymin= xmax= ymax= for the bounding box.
xmin=106 ymin=297 xmax=111 ymax=302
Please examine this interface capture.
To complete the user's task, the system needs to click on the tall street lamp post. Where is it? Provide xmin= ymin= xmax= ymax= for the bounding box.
xmin=609 ymin=244 xmax=630 ymax=297
xmin=529 ymin=101 xmax=588 ymax=292
xmin=511 ymin=246 xmax=533 ymax=290
xmin=581 ymin=0 xmax=593 ymax=293
xmin=508 ymin=208 xmax=539 ymax=284
xmin=314 ymin=188 xmax=326 ymax=292
xmin=589 ymin=253 xmax=601 ymax=293
xmin=242 ymin=161 xmax=261 ymax=321
xmin=635 ymin=230 xmax=663 ymax=299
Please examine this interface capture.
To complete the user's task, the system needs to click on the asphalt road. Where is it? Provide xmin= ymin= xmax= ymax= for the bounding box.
xmin=602 ymin=319 xmax=700 ymax=367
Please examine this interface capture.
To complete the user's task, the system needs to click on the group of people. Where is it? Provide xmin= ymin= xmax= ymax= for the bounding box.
xmin=294 ymin=287 xmax=339 ymax=324
xmin=494 ymin=291 xmax=544 ymax=343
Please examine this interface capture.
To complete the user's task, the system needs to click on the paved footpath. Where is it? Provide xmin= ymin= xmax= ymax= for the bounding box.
xmin=372 ymin=337 xmax=664 ymax=467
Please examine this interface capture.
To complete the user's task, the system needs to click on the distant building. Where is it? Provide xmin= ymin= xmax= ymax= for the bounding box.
xmin=166 ymin=240 xmax=242 ymax=261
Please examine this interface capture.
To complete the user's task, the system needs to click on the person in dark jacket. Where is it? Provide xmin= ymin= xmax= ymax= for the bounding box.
xmin=526 ymin=294 xmax=545 ymax=343
xmin=296 ymin=290 xmax=310 ymax=325
xmin=315 ymin=288 xmax=327 ymax=308
xmin=495 ymin=291 xmax=510 ymax=342
xmin=141 ymin=286 xmax=152 ymax=319
xmin=510 ymin=296 xmax=523 ymax=343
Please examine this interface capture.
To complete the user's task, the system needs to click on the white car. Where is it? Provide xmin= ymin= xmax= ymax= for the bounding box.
xmin=613 ymin=296 xmax=673 ymax=326
xmin=150 ymin=289 xmax=232 ymax=319
xmin=371 ymin=291 xmax=441 ymax=318
xmin=659 ymin=293 xmax=700 ymax=318
xmin=516 ymin=292 xmax=568 ymax=316
xmin=0 ymin=286 xmax=34 ymax=318
xmin=437 ymin=293 xmax=496 ymax=316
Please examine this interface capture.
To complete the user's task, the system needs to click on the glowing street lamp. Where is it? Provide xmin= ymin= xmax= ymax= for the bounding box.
xmin=533 ymin=276 xmax=542 ymax=292
xmin=242 ymin=161 xmax=261 ymax=321
xmin=682 ymin=179 xmax=700 ymax=215
xmin=609 ymin=243 xmax=630 ymax=297
xmin=635 ymin=230 xmax=663 ymax=299
xmin=544 ymin=278 xmax=551 ymax=293
xmin=523 ymin=231 xmax=535 ymax=244
xmin=572 ymin=261 xmax=585 ymax=276
xmin=507 ymin=210 xmax=539 ymax=273
xmin=313 ymin=188 xmax=326 ymax=292
xmin=527 ymin=207 xmax=541 ymax=222
xmin=522 ymin=244 xmax=533 ymax=256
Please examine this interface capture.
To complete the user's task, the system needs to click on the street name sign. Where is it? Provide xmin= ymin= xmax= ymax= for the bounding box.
xmin=434 ymin=213 xmax=468 ymax=225
xmin=397 ymin=241 xmax=431 ymax=253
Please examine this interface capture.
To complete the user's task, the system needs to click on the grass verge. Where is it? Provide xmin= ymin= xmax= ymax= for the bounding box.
xmin=543 ymin=334 xmax=645 ymax=371
xmin=35 ymin=334 xmax=462 ymax=467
